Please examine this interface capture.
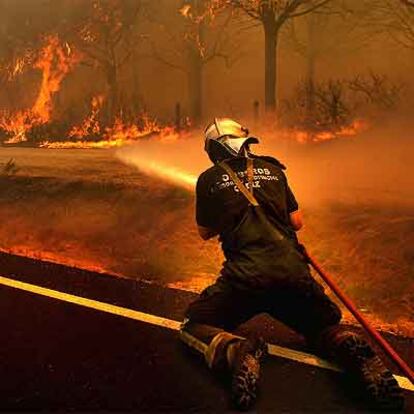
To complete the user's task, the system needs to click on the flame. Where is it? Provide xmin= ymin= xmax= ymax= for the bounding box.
xmin=68 ymin=95 xmax=104 ymax=138
xmin=179 ymin=4 xmax=192 ymax=17
xmin=289 ymin=119 xmax=369 ymax=144
xmin=2 ymin=49 xmax=35 ymax=82
xmin=40 ymin=109 xmax=179 ymax=149
xmin=10 ymin=56 xmax=28 ymax=80
xmin=32 ymin=36 xmax=78 ymax=123
xmin=0 ymin=35 xmax=79 ymax=144
xmin=39 ymin=138 xmax=130 ymax=149
xmin=0 ymin=111 xmax=33 ymax=144
xmin=178 ymin=0 xmax=224 ymax=59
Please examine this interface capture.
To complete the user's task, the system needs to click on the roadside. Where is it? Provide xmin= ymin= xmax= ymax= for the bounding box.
xmin=0 ymin=251 xmax=412 ymax=411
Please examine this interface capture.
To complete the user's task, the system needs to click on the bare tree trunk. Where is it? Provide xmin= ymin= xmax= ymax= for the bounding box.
xmin=131 ymin=69 xmax=141 ymax=114
xmin=188 ymin=50 xmax=203 ymax=124
xmin=187 ymin=0 xmax=204 ymax=125
xmin=105 ymin=65 xmax=119 ymax=124
xmin=306 ymin=14 xmax=316 ymax=125
xmin=264 ymin=22 xmax=277 ymax=112
xmin=306 ymin=54 xmax=315 ymax=114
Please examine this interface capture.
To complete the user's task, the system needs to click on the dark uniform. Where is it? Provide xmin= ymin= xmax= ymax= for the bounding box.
xmin=180 ymin=155 xmax=341 ymax=369
xmin=180 ymin=118 xmax=403 ymax=410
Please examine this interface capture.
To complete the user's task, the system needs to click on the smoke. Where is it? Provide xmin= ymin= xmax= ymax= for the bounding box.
xmin=115 ymin=120 xmax=414 ymax=209
xmin=114 ymin=122 xmax=414 ymax=336
xmin=0 ymin=125 xmax=411 ymax=335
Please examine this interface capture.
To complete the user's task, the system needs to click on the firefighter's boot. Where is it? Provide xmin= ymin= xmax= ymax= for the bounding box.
xmin=322 ymin=327 xmax=404 ymax=411
xmin=227 ymin=337 xmax=268 ymax=411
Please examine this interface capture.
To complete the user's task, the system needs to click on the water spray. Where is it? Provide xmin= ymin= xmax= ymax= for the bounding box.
xmin=118 ymin=152 xmax=198 ymax=191
xmin=116 ymin=138 xmax=206 ymax=191
xmin=116 ymin=140 xmax=414 ymax=377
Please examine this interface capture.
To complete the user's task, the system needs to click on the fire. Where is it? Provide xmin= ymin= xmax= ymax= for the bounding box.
xmin=106 ymin=115 xmax=157 ymax=142
xmin=68 ymin=95 xmax=104 ymax=138
xmin=179 ymin=4 xmax=192 ymax=17
xmin=56 ymin=94 xmax=178 ymax=149
xmin=0 ymin=35 xmax=79 ymax=144
xmin=40 ymin=108 xmax=179 ymax=149
xmin=39 ymin=138 xmax=130 ymax=149
xmin=32 ymin=37 xmax=77 ymax=123
xmin=0 ymin=30 xmax=183 ymax=148
xmin=178 ymin=0 xmax=225 ymax=59
xmin=289 ymin=119 xmax=369 ymax=143
xmin=9 ymin=56 xmax=30 ymax=80
xmin=0 ymin=111 xmax=33 ymax=144
xmin=2 ymin=49 xmax=35 ymax=82
xmin=179 ymin=0 xmax=223 ymax=21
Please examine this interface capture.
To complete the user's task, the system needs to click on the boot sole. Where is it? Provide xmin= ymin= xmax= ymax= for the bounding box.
xmin=362 ymin=356 xmax=404 ymax=411
xmin=231 ymin=354 xmax=259 ymax=411
xmin=342 ymin=335 xmax=404 ymax=411
xmin=231 ymin=340 xmax=268 ymax=411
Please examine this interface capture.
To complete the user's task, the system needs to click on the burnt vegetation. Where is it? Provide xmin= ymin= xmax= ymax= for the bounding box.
xmin=282 ymin=72 xmax=405 ymax=137
xmin=0 ymin=0 xmax=412 ymax=144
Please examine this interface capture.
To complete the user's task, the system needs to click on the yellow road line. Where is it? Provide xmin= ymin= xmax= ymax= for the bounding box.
xmin=0 ymin=275 xmax=412 ymax=392
xmin=0 ymin=275 xmax=181 ymax=331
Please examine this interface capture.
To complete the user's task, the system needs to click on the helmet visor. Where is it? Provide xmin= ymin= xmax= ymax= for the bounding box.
xmin=217 ymin=136 xmax=259 ymax=156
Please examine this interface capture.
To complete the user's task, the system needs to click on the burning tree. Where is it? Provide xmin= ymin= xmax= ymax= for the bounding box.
xmin=0 ymin=0 xmax=76 ymax=132
xmin=227 ymin=0 xmax=332 ymax=112
xmin=0 ymin=35 xmax=79 ymax=144
xmin=69 ymin=0 xmax=144 ymax=124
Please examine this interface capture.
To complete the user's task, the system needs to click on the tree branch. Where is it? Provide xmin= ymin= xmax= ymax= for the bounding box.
xmin=400 ymin=0 xmax=414 ymax=7
xmin=229 ymin=0 xmax=260 ymax=20
xmin=289 ymin=0 xmax=332 ymax=18
xmin=147 ymin=41 xmax=187 ymax=73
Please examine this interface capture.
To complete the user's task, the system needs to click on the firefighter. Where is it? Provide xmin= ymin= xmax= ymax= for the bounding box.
xmin=180 ymin=118 xmax=403 ymax=411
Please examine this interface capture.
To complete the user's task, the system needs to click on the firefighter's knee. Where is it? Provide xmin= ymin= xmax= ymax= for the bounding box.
xmin=316 ymin=325 xmax=374 ymax=365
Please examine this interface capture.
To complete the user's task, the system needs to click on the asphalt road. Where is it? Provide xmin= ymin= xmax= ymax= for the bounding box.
xmin=0 ymin=252 xmax=413 ymax=412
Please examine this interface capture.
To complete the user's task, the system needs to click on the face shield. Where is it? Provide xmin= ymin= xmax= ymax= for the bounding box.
xmin=204 ymin=118 xmax=259 ymax=163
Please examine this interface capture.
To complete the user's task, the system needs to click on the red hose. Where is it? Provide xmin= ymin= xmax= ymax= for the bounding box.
xmin=302 ymin=246 xmax=414 ymax=385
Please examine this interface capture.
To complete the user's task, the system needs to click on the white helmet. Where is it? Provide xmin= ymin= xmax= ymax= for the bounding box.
xmin=204 ymin=118 xmax=259 ymax=163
